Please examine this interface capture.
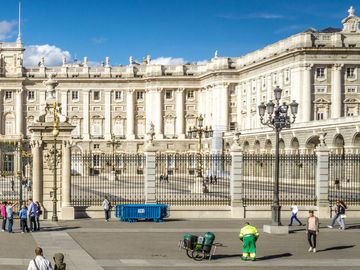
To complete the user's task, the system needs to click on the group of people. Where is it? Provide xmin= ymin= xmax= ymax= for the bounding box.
xmin=27 ymin=247 xmax=66 ymax=270
xmin=1 ymin=198 xmax=42 ymax=234
xmin=239 ymin=201 xmax=348 ymax=260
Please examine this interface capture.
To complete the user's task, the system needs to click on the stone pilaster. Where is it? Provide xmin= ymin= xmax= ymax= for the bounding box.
xmin=83 ymin=90 xmax=90 ymax=140
xmin=104 ymin=90 xmax=112 ymax=140
xmin=61 ymin=140 xmax=74 ymax=219
xmin=144 ymin=144 xmax=157 ymax=204
xmin=154 ymin=88 xmax=163 ymax=139
xmin=315 ymin=146 xmax=330 ymax=218
xmin=31 ymin=140 xmax=43 ymax=203
xmin=331 ymin=64 xmax=343 ymax=119
xmin=60 ymin=90 xmax=68 ymax=117
xmin=126 ymin=89 xmax=135 ymax=139
xmin=302 ymin=64 xmax=313 ymax=122
xmin=15 ymin=88 xmax=23 ymax=135
xmin=230 ymin=143 xmax=244 ymax=218
xmin=175 ymin=88 xmax=185 ymax=139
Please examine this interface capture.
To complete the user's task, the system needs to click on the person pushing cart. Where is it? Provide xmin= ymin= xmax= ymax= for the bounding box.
xmin=239 ymin=222 xmax=259 ymax=261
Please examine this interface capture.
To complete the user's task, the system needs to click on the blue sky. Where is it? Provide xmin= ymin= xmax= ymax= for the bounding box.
xmin=0 ymin=0 xmax=357 ymax=66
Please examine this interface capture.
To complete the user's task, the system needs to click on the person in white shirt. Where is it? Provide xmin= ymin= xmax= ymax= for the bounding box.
xmin=102 ymin=197 xmax=111 ymax=222
xmin=27 ymin=247 xmax=53 ymax=270
xmin=289 ymin=204 xmax=303 ymax=226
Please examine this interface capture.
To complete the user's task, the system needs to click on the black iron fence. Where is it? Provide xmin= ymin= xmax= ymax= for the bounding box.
xmin=242 ymin=154 xmax=317 ymax=206
xmin=71 ymin=153 xmax=145 ymax=206
xmin=329 ymin=154 xmax=360 ymax=206
xmin=155 ymin=153 xmax=231 ymax=205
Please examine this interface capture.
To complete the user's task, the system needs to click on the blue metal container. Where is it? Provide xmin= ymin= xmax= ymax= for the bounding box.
xmin=116 ymin=204 xmax=168 ymax=222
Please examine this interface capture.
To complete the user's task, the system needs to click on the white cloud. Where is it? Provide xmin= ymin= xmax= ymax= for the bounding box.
xmin=24 ymin=44 xmax=71 ymax=66
xmin=150 ymin=57 xmax=187 ymax=65
xmin=0 ymin=20 xmax=17 ymax=40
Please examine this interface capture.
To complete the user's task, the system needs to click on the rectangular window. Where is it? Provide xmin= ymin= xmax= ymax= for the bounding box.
xmin=316 ymin=68 xmax=325 ymax=78
xmin=93 ymin=144 xmax=100 ymax=149
xmin=316 ymin=87 xmax=326 ymax=93
xmin=316 ymin=112 xmax=324 ymax=120
xmin=115 ymin=91 xmax=122 ymax=100
xmin=349 ymin=44 xmax=356 ymax=48
xmin=165 ymin=90 xmax=172 ymax=100
xmin=346 ymin=67 xmax=355 ymax=78
xmin=187 ymin=90 xmax=194 ymax=99
xmin=27 ymin=91 xmax=35 ymax=100
xmin=93 ymin=91 xmax=100 ymax=101
xmin=93 ymin=155 xmax=100 ymax=167
xmin=5 ymin=91 xmax=12 ymax=100
xmin=136 ymin=91 xmax=144 ymax=101
xmin=72 ymin=91 xmax=79 ymax=100
xmin=347 ymin=87 xmax=357 ymax=93
xmin=3 ymin=154 xmax=14 ymax=172
xmin=229 ymin=122 xmax=236 ymax=131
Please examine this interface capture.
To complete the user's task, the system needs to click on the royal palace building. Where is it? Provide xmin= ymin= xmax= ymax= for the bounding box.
xmin=1 ymin=7 xmax=360 ymax=160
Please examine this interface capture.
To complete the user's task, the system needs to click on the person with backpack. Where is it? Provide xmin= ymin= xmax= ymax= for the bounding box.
xmin=53 ymin=253 xmax=66 ymax=270
xmin=19 ymin=205 xmax=30 ymax=233
xmin=102 ymin=197 xmax=111 ymax=222
xmin=1 ymin=201 xmax=7 ymax=232
xmin=27 ymin=247 xmax=53 ymax=270
xmin=328 ymin=200 xmax=347 ymax=230
xmin=36 ymin=201 xmax=42 ymax=231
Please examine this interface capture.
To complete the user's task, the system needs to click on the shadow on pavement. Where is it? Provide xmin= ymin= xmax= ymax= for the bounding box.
xmin=257 ymin=252 xmax=292 ymax=261
xmin=211 ymin=254 xmax=242 ymax=260
xmin=346 ymin=224 xmax=360 ymax=229
xmin=38 ymin=226 xmax=81 ymax=232
xmin=317 ymin=245 xmax=355 ymax=252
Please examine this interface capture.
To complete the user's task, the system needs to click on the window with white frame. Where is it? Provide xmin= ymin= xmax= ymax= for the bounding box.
xmin=27 ymin=91 xmax=35 ymax=100
xmin=93 ymin=91 xmax=100 ymax=101
xmin=91 ymin=119 xmax=103 ymax=137
xmin=346 ymin=106 xmax=358 ymax=116
xmin=315 ymin=87 xmax=327 ymax=93
xmin=230 ymin=101 xmax=236 ymax=107
xmin=229 ymin=122 xmax=236 ymax=131
xmin=346 ymin=67 xmax=355 ymax=79
xmin=93 ymin=155 xmax=100 ymax=167
xmin=164 ymin=118 xmax=175 ymax=137
xmin=316 ymin=68 xmax=325 ymax=78
xmin=115 ymin=91 xmax=122 ymax=101
xmin=93 ymin=144 xmax=100 ymax=149
xmin=165 ymin=90 xmax=172 ymax=100
xmin=285 ymin=69 xmax=290 ymax=82
xmin=187 ymin=90 xmax=194 ymax=99
xmin=4 ymin=91 xmax=12 ymax=100
xmin=136 ymin=119 xmax=145 ymax=137
xmin=136 ymin=91 xmax=144 ymax=101
xmin=113 ymin=118 xmax=124 ymax=136
xmin=4 ymin=115 xmax=15 ymax=135
xmin=347 ymin=87 xmax=357 ymax=93
xmin=72 ymin=90 xmax=79 ymax=100
xmin=316 ymin=112 xmax=325 ymax=120
xmin=3 ymin=154 xmax=14 ymax=172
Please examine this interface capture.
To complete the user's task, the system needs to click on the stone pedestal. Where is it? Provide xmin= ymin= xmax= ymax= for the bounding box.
xmin=263 ymin=225 xmax=289 ymax=234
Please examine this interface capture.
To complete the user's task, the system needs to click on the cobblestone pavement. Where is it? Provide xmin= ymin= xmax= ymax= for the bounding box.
xmin=0 ymin=218 xmax=359 ymax=269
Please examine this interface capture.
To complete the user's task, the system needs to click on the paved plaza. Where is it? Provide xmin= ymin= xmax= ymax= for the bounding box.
xmin=0 ymin=218 xmax=360 ymax=270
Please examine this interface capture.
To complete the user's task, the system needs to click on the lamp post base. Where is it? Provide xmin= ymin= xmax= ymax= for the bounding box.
xmin=271 ymin=204 xmax=282 ymax=226
xmin=51 ymin=216 xmax=58 ymax=222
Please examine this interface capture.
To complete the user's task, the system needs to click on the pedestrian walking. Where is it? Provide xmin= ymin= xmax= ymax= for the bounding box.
xmin=36 ymin=201 xmax=42 ymax=231
xmin=102 ymin=197 xmax=111 ymax=222
xmin=328 ymin=200 xmax=347 ymax=230
xmin=6 ymin=201 xmax=18 ymax=233
xmin=19 ymin=205 xmax=30 ymax=233
xmin=306 ymin=210 xmax=319 ymax=253
xmin=28 ymin=198 xmax=38 ymax=232
xmin=53 ymin=253 xmax=66 ymax=270
xmin=289 ymin=204 xmax=303 ymax=226
xmin=239 ymin=221 xmax=259 ymax=261
xmin=1 ymin=201 xmax=7 ymax=232
xmin=27 ymin=247 xmax=53 ymax=270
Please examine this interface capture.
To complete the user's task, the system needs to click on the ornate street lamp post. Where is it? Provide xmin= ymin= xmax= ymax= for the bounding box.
xmin=258 ymin=86 xmax=298 ymax=226
xmin=187 ymin=115 xmax=213 ymax=178
xmin=52 ymin=101 xmax=60 ymax=222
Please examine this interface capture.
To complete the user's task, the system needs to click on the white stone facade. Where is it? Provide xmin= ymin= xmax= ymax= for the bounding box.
xmin=1 ymin=7 xmax=360 ymax=154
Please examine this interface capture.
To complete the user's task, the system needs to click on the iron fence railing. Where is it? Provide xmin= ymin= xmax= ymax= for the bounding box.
xmin=155 ymin=153 xmax=231 ymax=206
xmin=329 ymin=154 xmax=360 ymax=206
xmin=242 ymin=154 xmax=317 ymax=206
xmin=71 ymin=153 xmax=145 ymax=206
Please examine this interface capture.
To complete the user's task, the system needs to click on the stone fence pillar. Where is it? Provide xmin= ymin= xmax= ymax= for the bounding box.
xmin=315 ymin=146 xmax=330 ymax=219
xmin=31 ymin=140 xmax=43 ymax=203
xmin=144 ymin=143 xmax=157 ymax=204
xmin=61 ymin=140 xmax=75 ymax=219
xmin=230 ymin=143 xmax=244 ymax=218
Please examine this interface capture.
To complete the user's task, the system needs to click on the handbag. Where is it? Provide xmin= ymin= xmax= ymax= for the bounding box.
xmin=340 ymin=214 xmax=346 ymax=219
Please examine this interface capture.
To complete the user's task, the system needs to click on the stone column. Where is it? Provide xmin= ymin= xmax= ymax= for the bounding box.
xmin=61 ymin=140 xmax=74 ymax=219
xmin=315 ymin=145 xmax=330 ymax=218
xmin=83 ymin=90 xmax=90 ymax=140
xmin=60 ymin=90 xmax=68 ymax=117
xmin=154 ymin=88 xmax=163 ymax=139
xmin=256 ymin=78 xmax=262 ymax=128
xmin=205 ymin=86 xmax=212 ymax=127
xmin=31 ymin=140 xmax=43 ymax=203
xmin=15 ymin=88 xmax=23 ymax=135
xmin=302 ymin=64 xmax=313 ymax=123
xmin=104 ymin=90 xmax=112 ymax=140
xmin=175 ymin=88 xmax=185 ymax=139
xmin=126 ymin=89 xmax=135 ymax=139
xmin=266 ymin=74 xmax=272 ymax=101
xmin=246 ymin=81 xmax=251 ymax=129
xmin=331 ymin=64 xmax=343 ymax=119
xmin=236 ymin=84 xmax=242 ymax=129
xmin=144 ymin=144 xmax=157 ymax=204
xmin=230 ymin=142 xmax=244 ymax=218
